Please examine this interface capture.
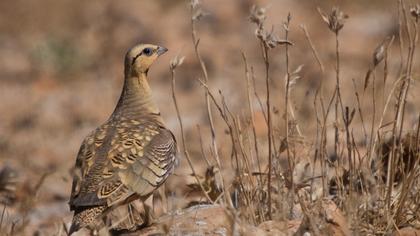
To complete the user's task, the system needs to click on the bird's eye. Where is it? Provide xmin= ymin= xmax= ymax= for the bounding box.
xmin=142 ymin=47 xmax=153 ymax=56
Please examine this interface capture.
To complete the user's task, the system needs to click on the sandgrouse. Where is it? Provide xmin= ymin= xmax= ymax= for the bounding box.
xmin=68 ymin=44 xmax=177 ymax=234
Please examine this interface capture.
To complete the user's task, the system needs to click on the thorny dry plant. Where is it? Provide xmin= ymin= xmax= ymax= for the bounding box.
xmin=167 ymin=1 xmax=420 ymax=235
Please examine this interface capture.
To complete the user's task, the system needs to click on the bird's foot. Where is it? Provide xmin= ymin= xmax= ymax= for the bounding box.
xmin=138 ymin=204 xmax=157 ymax=228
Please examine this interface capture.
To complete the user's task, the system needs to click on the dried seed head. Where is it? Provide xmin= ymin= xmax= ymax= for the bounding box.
xmin=410 ymin=4 xmax=420 ymax=20
xmin=373 ymin=35 xmax=394 ymax=67
xmin=191 ymin=0 xmax=209 ymax=22
xmin=250 ymin=5 xmax=293 ymax=50
xmin=318 ymin=7 xmax=348 ymax=34
xmin=255 ymin=28 xmax=264 ymax=41
xmin=364 ymin=35 xmax=394 ymax=91
xmin=266 ymin=32 xmax=293 ymax=49
xmin=286 ymin=65 xmax=303 ymax=92
xmin=192 ymin=8 xmax=209 ymax=22
xmin=170 ymin=55 xmax=185 ymax=70
xmin=190 ymin=0 xmax=199 ymax=9
xmin=257 ymin=28 xmax=293 ymax=49
xmin=283 ymin=13 xmax=292 ymax=31
xmin=249 ymin=5 xmax=267 ymax=26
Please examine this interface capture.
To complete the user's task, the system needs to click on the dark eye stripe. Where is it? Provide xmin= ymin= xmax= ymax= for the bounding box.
xmin=132 ymin=52 xmax=142 ymax=65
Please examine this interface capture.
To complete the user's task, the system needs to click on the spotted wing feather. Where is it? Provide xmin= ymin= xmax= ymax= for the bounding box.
xmin=112 ymin=122 xmax=177 ymax=200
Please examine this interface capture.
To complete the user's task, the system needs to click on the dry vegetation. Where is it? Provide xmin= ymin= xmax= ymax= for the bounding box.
xmin=0 ymin=0 xmax=419 ymax=235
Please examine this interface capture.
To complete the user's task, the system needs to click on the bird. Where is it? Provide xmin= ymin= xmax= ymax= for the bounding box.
xmin=68 ymin=43 xmax=177 ymax=234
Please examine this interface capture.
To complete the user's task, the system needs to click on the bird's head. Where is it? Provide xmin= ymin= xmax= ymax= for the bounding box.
xmin=124 ymin=43 xmax=168 ymax=77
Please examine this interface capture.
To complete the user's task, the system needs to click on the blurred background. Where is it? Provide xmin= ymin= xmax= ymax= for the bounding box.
xmin=0 ymin=0 xmax=418 ymax=234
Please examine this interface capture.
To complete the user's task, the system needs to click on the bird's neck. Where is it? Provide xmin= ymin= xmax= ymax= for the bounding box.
xmin=112 ymin=73 xmax=163 ymax=123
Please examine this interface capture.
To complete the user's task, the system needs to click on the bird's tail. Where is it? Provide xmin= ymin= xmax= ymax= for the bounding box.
xmin=69 ymin=205 xmax=106 ymax=235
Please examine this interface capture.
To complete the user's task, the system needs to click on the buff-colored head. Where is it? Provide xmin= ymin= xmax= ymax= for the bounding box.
xmin=124 ymin=43 xmax=168 ymax=76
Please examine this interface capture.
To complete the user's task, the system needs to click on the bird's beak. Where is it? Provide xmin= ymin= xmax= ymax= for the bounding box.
xmin=156 ymin=46 xmax=168 ymax=56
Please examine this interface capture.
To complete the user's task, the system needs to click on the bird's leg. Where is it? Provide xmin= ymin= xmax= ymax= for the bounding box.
xmin=153 ymin=186 xmax=167 ymax=217
xmin=88 ymin=216 xmax=107 ymax=236
xmin=143 ymin=203 xmax=156 ymax=227
xmin=89 ymin=228 xmax=99 ymax=236
xmin=127 ymin=203 xmax=135 ymax=226
xmin=136 ymin=199 xmax=156 ymax=228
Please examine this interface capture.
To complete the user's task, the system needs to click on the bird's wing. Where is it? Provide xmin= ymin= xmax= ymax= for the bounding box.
xmin=112 ymin=122 xmax=177 ymax=199
xmin=70 ymin=121 xmax=177 ymax=210
xmin=69 ymin=127 xmax=104 ymax=210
